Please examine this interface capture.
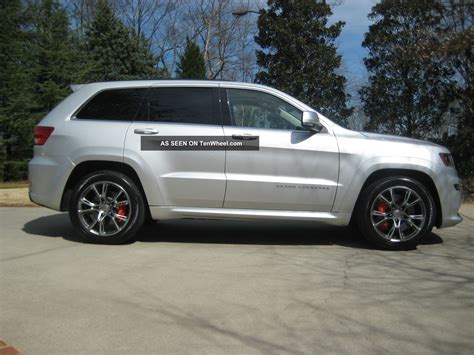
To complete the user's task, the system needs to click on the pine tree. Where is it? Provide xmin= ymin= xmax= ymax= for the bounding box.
xmin=255 ymin=0 xmax=352 ymax=126
xmin=360 ymin=0 xmax=454 ymax=139
xmin=128 ymin=29 xmax=163 ymax=79
xmin=176 ymin=38 xmax=207 ymax=79
xmin=29 ymin=0 xmax=80 ymax=113
xmin=84 ymin=0 xmax=160 ymax=81
xmin=0 ymin=0 xmax=36 ymax=162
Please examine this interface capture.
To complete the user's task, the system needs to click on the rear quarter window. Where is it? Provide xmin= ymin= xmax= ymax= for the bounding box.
xmin=76 ymin=88 xmax=147 ymax=121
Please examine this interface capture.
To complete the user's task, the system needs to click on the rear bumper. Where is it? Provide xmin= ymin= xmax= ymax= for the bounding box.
xmin=28 ymin=155 xmax=74 ymax=211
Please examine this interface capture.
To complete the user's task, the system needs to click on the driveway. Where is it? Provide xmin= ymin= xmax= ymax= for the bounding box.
xmin=0 ymin=207 xmax=473 ymax=354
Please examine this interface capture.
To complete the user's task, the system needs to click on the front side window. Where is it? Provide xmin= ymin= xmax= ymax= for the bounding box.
xmin=139 ymin=87 xmax=216 ymax=125
xmin=227 ymin=89 xmax=303 ymax=130
xmin=76 ymin=88 xmax=147 ymax=121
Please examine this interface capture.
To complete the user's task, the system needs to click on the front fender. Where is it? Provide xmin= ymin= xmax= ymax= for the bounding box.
xmin=332 ymin=155 xmax=438 ymax=214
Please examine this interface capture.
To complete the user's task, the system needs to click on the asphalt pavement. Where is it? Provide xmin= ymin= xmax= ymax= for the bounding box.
xmin=0 ymin=207 xmax=473 ymax=354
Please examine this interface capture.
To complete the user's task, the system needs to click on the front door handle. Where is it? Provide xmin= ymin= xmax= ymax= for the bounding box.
xmin=134 ymin=128 xmax=159 ymax=135
xmin=232 ymin=134 xmax=258 ymax=141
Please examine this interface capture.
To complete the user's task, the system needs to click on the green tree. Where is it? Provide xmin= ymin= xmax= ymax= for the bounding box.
xmin=255 ymin=0 xmax=352 ymax=126
xmin=430 ymin=1 xmax=472 ymax=178
xmin=176 ymin=38 xmax=207 ymax=79
xmin=29 ymin=0 xmax=81 ymax=113
xmin=84 ymin=0 xmax=161 ymax=81
xmin=0 ymin=0 xmax=36 ymax=162
xmin=360 ymin=0 xmax=454 ymax=139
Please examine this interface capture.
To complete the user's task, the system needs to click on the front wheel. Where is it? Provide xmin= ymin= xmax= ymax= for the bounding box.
xmin=69 ymin=170 xmax=145 ymax=244
xmin=356 ymin=176 xmax=435 ymax=250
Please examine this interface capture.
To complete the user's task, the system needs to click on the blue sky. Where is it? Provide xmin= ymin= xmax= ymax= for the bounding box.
xmin=330 ymin=0 xmax=376 ymax=84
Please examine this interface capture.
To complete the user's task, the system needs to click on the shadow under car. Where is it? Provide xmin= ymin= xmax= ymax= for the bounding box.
xmin=22 ymin=212 xmax=443 ymax=249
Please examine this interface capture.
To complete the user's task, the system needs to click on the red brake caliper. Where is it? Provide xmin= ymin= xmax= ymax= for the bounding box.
xmin=116 ymin=207 xmax=127 ymax=223
xmin=376 ymin=200 xmax=390 ymax=231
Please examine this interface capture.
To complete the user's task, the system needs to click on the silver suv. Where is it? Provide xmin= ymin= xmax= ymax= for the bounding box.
xmin=29 ymin=80 xmax=462 ymax=249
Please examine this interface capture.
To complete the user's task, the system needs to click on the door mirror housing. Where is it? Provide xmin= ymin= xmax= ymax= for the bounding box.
xmin=301 ymin=111 xmax=323 ymax=132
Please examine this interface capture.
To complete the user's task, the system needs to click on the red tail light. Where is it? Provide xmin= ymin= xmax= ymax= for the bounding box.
xmin=34 ymin=126 xmax=54 ymax=145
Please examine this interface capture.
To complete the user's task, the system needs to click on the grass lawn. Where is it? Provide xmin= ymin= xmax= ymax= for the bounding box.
xmin=0 ymin=181 xmax=29 ymax=189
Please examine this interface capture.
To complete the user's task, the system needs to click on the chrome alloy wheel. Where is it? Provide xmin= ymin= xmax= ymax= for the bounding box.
xmin=77 ymin=181 xmax=131 ymax=236
xmin=370 ymin=186 xmax=426 ymax=242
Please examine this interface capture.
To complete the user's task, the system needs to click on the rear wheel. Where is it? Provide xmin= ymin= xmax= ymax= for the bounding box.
xmin=356 ymin=176 xmax=435 ymax=250
xmin=69 ymin=170 xmax=145 ymax=244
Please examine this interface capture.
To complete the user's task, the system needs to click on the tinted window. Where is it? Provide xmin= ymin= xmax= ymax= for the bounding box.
xmin=139 ymin=87 xmax=216 ymax=125
xmin=76 ymin=88 xmax=147 ymax=121
xmin=227 ymin=89 xmax=302 ymax=130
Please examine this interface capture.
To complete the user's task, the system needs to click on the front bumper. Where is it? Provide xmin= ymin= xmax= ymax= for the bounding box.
xmin=440 ymin=213 xmax=463 ymax=228
xmin=437 ymin=174 xmax=463 ymax=228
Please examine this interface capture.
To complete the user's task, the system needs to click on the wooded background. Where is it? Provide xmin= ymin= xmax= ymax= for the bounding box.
xmin=0 ymin=0 xmax=472 ymax=180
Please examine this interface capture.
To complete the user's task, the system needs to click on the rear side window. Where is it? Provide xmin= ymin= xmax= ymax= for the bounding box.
xmin=138 ymin=87 xmax=216 ymax=125
xmin=76 ymin=88 xmax=147 ymax=121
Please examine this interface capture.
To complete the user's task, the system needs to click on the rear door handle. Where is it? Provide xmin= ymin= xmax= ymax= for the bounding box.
xmin=134 ymin=128 xmax=159 ymax=135
xmin=232 ymin=134 xmax=258 ymax=141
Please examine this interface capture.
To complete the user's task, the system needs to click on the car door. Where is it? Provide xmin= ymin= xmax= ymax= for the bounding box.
xmin=124 ymin=84 xmax=226 ymax=208
xmin=221 ymin=87 xmax=339 ymax=212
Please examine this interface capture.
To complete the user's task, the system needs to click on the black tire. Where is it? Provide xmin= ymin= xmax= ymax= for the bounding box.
xmin=356 ymin=176 xmax=435 ymax=250
xmin=69 ymin=170 xmax=145 ymax=244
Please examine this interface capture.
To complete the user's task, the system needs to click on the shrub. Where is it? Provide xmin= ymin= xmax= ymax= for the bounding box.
xmin=2 ymin=161 xmax=29 ymax=181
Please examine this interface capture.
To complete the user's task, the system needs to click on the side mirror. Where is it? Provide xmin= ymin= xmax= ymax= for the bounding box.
xmin=301 ymin=111 xmax=323 ymax=132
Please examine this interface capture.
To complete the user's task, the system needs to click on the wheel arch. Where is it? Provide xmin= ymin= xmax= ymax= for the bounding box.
xmin=60 ymin=161 xmax=150 ymax=218
xmin=351 ymin=169 xmax=442 ymax=228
